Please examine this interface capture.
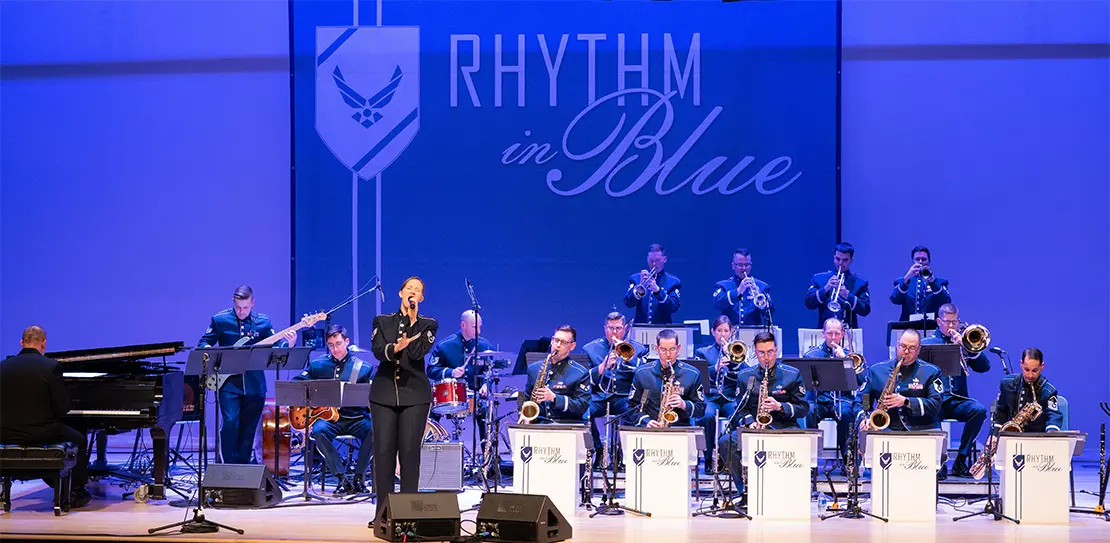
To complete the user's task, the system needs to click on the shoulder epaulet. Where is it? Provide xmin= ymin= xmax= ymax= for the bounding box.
xmin=215 ymin=308 xmax=234 ymax=317
xmin=636 ymin=361 xmax=659 ymax=372
xmin=568 ymin=360 xmax=589 ymax=373
xmin=442 ymin=333 xmax=460 ymax=343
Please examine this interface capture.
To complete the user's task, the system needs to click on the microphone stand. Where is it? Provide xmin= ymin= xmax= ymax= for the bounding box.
xmin=463 ymin=279 xmax=493 ymax=492
xmin=694 ymin=384 xmax=751 ymax=519
xmin=953 ymin=414 xmax=1018 ymax=524
xmin=821 ymin=410 xmax=887 ymax=522
xmin=589 ymin=405 xmax=649 ymax=518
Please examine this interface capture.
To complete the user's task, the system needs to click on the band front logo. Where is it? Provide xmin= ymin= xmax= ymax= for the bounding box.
xmin=633 ymin=447 xmax=679 ymax=467
xmin=521 ymin=445 xmax=566 ymax=465
xmin=1014 ymin=453 xmax=1060 ymax=473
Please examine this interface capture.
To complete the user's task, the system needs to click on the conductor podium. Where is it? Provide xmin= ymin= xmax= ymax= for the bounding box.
xmin=508 ymin=424 xmax=591 ymax=517
xmin=997 ymin=431 xmax=1084 ymax=524
xmin=620 ymin=426 xmax=703 ymax=518
xmin=740 ymin=429 xmax=820 ymax=520
xmin=863 ymin=431 xmax=946 ymax=522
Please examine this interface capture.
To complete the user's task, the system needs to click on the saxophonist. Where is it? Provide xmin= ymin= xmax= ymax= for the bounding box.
xmin=803 ymin=318 xmax=863 ymax=471
xmin=583 ymin=313 xmax=649 ymax=467
xmin=713 ymin=248 xmax=774 ymax=326
xmin=625 ymin=329 xmax=705 ymax=428
xmin=717 ymin=332 xmax=809 ymax=498
xmin=992 ymin=348 xmax=1063 ymax=435
xmin=520 ymin=326 xmax=592 ymax=424
xmin=853 ymin=329 xmax=943 ymax=432
xmin=921 ymin=303 xmax=989 ymax=478
xmin=693 ymin=315 xmax=741 ymax=473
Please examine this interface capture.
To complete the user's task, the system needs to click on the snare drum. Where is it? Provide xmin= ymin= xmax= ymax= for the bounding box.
xmin=431 ymin=379 xmax=469 ymax=415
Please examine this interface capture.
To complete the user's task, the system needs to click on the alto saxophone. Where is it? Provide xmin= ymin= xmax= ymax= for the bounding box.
xmin=657 ymin=370 xmax=679 ymax=427
xmin=520 ymin=353 xmax=553 ymax=423
xmin=862 ymin=357 xmax=903 ymax=432
xmin=753 ymin=365 xmax=773 ymax=429
xmin=969 ymin=381 xmax=1043 ymax=480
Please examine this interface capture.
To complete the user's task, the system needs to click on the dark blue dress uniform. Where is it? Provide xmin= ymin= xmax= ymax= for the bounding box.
xmin=718 ymin=362 xmax=809 ymax=493
xmin=853 ymin=358 xmax=944 ymax=431
xmin=625 ymin=361 xmax=706 ymax=427
xmin=694 ymin=344 xmax=740 ymax=468
xmin=890 ymin=275 xmax=952 ymax=321
xmin=623 ymin=271 xmax=682 ymax=324
xmin=199 ymin=309 xmax=286 ymax=465
xmin=582 ymin=337 xmax=649 ymax=460
xmin=521 ymin=356 xmax=592 ymax=424
xmin=427 ymin=331 xmax=494 ymax=436
xmin=804 ymin=271 xmax=872 ymax=328
xmin=802 ymin=343 xmax=864 ymax=461
xmin=921 ymin=330 xmax=989 ymax=460
xmin=992 ymin=374 xmax=1063 ymax=433
xmin=369 ymin=310 xmax=438 ymax=507
xmin=293 ymin=353 xmax=375 ymax=484
xmin=712 ymin=275 xmax=774 ymax=326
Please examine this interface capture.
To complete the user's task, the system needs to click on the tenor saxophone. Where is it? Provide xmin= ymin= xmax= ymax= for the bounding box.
xmin=862 ymin=357 xmax=902 ymax=432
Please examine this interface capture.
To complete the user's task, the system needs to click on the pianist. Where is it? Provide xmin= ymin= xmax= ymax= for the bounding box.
xmin=292 ymin=324 xmax=375 ymax=496
xmin=199 ymin=285 xmax=296 ymax=465
xmin=0 ymin=325 xmax=92 ymax=507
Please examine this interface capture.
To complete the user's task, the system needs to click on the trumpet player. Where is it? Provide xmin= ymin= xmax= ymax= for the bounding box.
xmin=853 ymin=329 xmax=943 ymax=433
xmin=693 ymin=316 xmax=741 ymax=472
xmin=921 ymin=303 xmax=989 ymax=478
xmin=583 ymin=312 xmax=649 ymax=467
xmin=713 ymin=248 xmax=774 ymax=326
xmin=623 ymin=244 xmax=682 ymax=324
xmin=520 ymin=326 xmax=592 ymax=424
xmin=890 ymin=245 xmax=951 ymax=321
xmin=625 ymin=329 xmax=705 ymax=428
xmin=992 ymin=348 xmax=1063 ymax=435
xmin=717 ymin=332 xmax=808 ymax=498
xmin=803 ymin=318 xmax=864 ymax=469
xmin=804 ymin=242 xmax=871 ymax=328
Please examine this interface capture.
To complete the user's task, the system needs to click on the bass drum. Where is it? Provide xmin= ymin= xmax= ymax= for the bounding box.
xmin=423 ymin=419 xmax=450 ymax=442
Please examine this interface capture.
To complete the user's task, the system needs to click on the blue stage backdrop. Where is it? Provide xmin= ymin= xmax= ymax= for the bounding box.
xmin=292 ymin=0 xmax=839 ymax=355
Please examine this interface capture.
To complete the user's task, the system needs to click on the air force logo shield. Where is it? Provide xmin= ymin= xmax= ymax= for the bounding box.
xmin=316 ymin=26 xmax=419 ymax=179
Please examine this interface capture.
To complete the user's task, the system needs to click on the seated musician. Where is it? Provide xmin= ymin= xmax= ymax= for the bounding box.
xmin=717 ymin=331 xmax=809 ymax=498
xmin=623 ymin=243 xmax=682 ymax=325
xmin=921 ymin=303 xmax=989 ymax=478
xmin=625 ymin=329 xmax=706 ymax=428
xmin=712 ymin=248 xmax=774 ymax=326
xmin=992 ymin=347 xmax=1063 ymax=435
xmin=198 ymin=285 xmax=296 ymax=465
xmin=583 ymin=312 xmax=649 ymax=468
xmin=854 ymin=329 xmax=943 ymax=433
xmin=693 ymin=315 xmax=741 ymax=472
xmin=292 ymin=325 xmax=374 ymax=496
xmin=519 ymin=325 xmax=591 ymax=424
xmin=803 ymin=317 xmax=863 ymax=471
xmin=0 ymin=326 xmax=91 ymax=507
xmin=427 ymin=309 xmax=494 ymax=434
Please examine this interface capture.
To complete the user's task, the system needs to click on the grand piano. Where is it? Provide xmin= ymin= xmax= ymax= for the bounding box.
xmin=47 ymin=341 xmax=186 ymax=500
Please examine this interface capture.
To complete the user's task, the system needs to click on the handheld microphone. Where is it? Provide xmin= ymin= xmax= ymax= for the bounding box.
xmin=408 ymin=297 xmax=416 ymax=309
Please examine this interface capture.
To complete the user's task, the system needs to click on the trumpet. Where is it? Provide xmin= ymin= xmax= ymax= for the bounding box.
xmin=826 ymin=269 xmax=845 ymax=314
xmin=919 ymin=266 xmax=933 ymax=280
xmin=520 ymin=352 xmax=553 ymax=423
xmin=743 ymin=273 xmax=770 ymax=310
xmin=633 ymin=266 xmax=661 ymax=298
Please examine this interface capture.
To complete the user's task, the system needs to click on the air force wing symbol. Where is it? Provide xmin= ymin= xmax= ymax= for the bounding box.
xmin=316 ymin=26 xmax=419 ymax=179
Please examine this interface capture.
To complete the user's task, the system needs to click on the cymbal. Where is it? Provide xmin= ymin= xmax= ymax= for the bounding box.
xmin=473 ymin=350 xmax=514 ymax=359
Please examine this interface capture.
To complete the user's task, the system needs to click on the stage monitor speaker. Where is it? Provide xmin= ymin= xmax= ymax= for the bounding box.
xmin=476 ymin=492 xmax=571 ymax=543
xmin=373 ymin=491 xmax=461 ymax=542
xmin=201 ymin=463 xmax=282 ymax=509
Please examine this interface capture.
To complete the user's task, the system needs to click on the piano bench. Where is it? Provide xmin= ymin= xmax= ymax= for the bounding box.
xmin=0 ymin=443 xmax=78 ymax=516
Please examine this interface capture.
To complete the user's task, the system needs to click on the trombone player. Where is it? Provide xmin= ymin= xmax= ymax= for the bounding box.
xmin=583 ymin=312 xmax=649 ymax=468
xmin=921 ymin=303 xmax=989 ymax=478
xmin=519 ymin=326 xmax=592 ymax=424
xmin=713 ymin=248 xmax=774 ymax=326
xmin=804 ymin=242 xmax=871 ymax=328
xmin=694 ymin=315 xmax=742 ymax=473
xmin=803 ymin=318 xmax=864 ymax=472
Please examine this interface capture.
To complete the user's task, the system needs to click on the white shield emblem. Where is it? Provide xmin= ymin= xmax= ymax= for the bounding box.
xmin=316 ymin=26 xmax=420 ymax=179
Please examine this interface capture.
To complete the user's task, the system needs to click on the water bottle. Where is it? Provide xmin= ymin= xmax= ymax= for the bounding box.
xmin=817 ymin=493 xmax=828 ymax=511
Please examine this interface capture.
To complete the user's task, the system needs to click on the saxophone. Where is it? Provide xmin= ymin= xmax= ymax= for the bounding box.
xmin=969 ymin=381 xmax=1043 ymax=480
xmin=862 ymin=357 xmax=903 ymax=432
xmin=520 ymin=353 xmax=553 ymax=423
xmin=657 ymin=370 xmax=679 ymax=427
xmin=753 ymin=365 xmax=773 ymax=429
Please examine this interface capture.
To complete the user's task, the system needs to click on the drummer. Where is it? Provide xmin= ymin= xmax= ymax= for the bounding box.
xmin=428 ymin=310 xmax=496 ymax=437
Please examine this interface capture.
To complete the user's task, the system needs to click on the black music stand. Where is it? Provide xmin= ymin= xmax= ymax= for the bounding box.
xmin=920 ymin=344 xmax=961 ymax=377
xmin=150 ymin=349 xmax=245 ymax=535
xmin=783 ymin=356 xmax=856 ymax=494
xmin=886 ymin=319 xmax=937 ymax=348
xmin=252 ymin=347 xmax=311 ymax=493
xmin=275 ymin=379 xmax=341 ymax=503
xmin=341 ymin=382 xmax=373 ymax=501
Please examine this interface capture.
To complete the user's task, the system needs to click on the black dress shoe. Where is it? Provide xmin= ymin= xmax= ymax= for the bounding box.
xmin=334 ymin=479 xmax=355 ymax=497
xmin=70 ymin=487 xmax=92 ymax=509
xmin=937 ymin=463 xmax=949 ymax=481
xmin=952 ymin=459 xmax=973 ymax=478
xmin=353 ymin=475 xmax=368 ymax=494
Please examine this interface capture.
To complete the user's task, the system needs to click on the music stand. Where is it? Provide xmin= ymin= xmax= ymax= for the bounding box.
xmin=340 ymin=382 xmax=373 ymax=500
xmin=275 ymin=379 xmax=343 ymax=502
xmin=887 ymin=320 xmax=937 ymax=348
xmin=783 ymin=356 xmax=856 ymax=486
xmin=253 ymin=347 xmax=311 ymax=493
xmin=920 ymin=344 xmax=961 ymax=377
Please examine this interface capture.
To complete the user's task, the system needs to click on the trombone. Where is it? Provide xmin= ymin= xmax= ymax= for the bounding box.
xmin=714 ymin=329 xmax=747 ymax=394
xmin=952 ymin=322 xmax=990 ymax=374
xmin=601 ymin=323 xmax=638 ymax=395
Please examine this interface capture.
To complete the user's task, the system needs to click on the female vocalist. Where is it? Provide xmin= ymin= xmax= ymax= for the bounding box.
xmin=370 ymin=277 xmax=438 ymax=516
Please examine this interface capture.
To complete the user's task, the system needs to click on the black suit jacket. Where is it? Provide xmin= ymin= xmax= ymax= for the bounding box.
xmin=371 ymin=310 xmax=438 ymax=407
xmin=0 ymin=348 xmax=71 ymax=443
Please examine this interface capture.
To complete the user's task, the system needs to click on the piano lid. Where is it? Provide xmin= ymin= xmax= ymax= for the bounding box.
xmin=46 ymin=341 xmax=187 ymax=363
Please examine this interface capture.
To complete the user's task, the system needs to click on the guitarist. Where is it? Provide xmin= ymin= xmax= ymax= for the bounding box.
xmin=199 ymin=285 xmax=297 ymax=464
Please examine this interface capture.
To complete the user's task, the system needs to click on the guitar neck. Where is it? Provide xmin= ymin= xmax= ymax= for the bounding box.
xmin=255 ymin=322 xmax=309 ymax=346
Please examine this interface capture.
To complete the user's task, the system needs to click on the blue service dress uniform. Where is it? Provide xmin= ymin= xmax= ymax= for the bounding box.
xmin=992 ymin=374 xmax=1063 ymax=433
xmin=890 ymin=275 xmax=952 ymax=321
xmin=712 ymin=275 xmax=774 ymax=326
xmin=921 ymin=329 xmax=989 ymax=461
xmin=521 ymin=356 xmax=592 ymax=424
xmin=804 ymin=270 xmax=872 ymax=328
xmin=293 ymin=353 xmax=375 ymax=485
xmin=802 ymin=343 xmax=865 ymax=463
xmin=693 ymin=343 xmax=741 ymax=469
xmin=623 ymin=271 xmax=682 ymax=324
xmin=199 ymin=309 xmax=287 ymax=464
xmin=624 ymin=361 xmax=706 ymax=427
xmin=853 ymin=358 xmax=944 ymax=431
xmin=427 ymin=331 xmax=495 ymax=435
xmin=582 ymin=337 xmax=649 ymax=463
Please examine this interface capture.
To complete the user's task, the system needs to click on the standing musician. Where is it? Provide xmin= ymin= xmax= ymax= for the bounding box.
xmin=427 ymin=310 xmax=494 ymax=436
xmin=292 ymin=324 xmax=374 ymax=496
xmin=520 ymin=325 xmax=592 ymax=424
xmin=583 ymin=312 xmax=649 ymax=466
xmin=921 ymin=303 xmax=988 ymax=478
xmin=803 ymin=318 xmax=864 ymax=469
xmin=890 ymin=245 xmax=952 ymax=321
xmin=992 ymin=348 xmax=1063 ymax=434
xmin=713 ymin=248 xmax=774 ymax=326
xmin=854 ymin=329 xmax=943 ymax=432
xmin=804 ymin=242 xmax=871 ymax=328
xmin=198 ymin=285 xmax=296 ymax=464
xmin=693 ymin=315 xmax=741 ymax=472
xmin=717 ymin=331 xmax=809 ymax=496
xmin=625 ymin=329 xmax=706 ymax=428
xmin=623 ymin=243 xmax=682 ymax=324
xmin=0 ymin=326 xmax=92 ymax=508
xmin=369 ymin=277 xmax=438 ymax=515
